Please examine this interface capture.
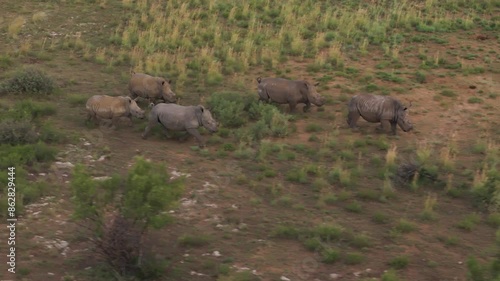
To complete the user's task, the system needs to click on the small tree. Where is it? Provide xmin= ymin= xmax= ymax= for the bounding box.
xmin=70 ymin=156 xmax=185 ymax=279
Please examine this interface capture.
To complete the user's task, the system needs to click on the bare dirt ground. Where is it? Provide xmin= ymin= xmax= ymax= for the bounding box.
xmin=0 ymin=1 xmax=499 ymax=281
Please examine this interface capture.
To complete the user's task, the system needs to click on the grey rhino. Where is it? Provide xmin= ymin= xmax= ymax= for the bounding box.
xmin=346 ymin=94 xmax=413 ymax=135
xmin=128 ymin=72 xmax=177 ymax=104
xmin=142 ymin=103 xmax=218 ymax=148
xmin=85 ymin=95 xmax=145 ymax=128
xmin=256 ymin=77 xmax=325 ymax=112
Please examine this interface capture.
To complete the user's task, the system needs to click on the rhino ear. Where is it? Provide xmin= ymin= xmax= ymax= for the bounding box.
xmin=167 ymin=79 xmax=172 ymax=84
xmin=161 ymin=81 xmax=165 ymax=85
xmin=198 ymin=105 xmax=204 ymax=113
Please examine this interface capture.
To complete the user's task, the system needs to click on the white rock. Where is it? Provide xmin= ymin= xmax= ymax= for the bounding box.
xmin=54 ymin=162 xmax=74 ymax=169
xmin=92 ymin=176 xmax=111 ymax=181
xmin=39 ymin=173 xmax=46 ymax=176
xmin=54 ymin=239 xmax=69 ymax=250
xmin=212 ymin=251 xmax=221 ymax=257
xmin=83 ymin=142 xmax=91 ymax=146
xmin=98 ymin=155 xmax=106 ymax=161
xmin=330 ymin=273 xmax=340 ymax=279
xmin=48 ymin=272 xmax=55 ymax=276
xmin=204 ymin=203 xmax=218 ymax=208
xmin=280 ymin=276 xmax=291 ymax=281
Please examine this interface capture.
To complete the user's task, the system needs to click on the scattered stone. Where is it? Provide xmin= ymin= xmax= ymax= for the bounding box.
xmin=231 ymin=204 xmax=238 ymax=209
xmin=97 ymin=155 xmax=107 ymax=161
xmin=216 ymin=224 xmax=224 ymax=228
xmin=212 ymin=251 xmax=221 ymax=257
xmin=54 ymin=162 xmax=74 ymax=169
xmin=170 ymin=170 xmax=191 ymax=180
xmin=204 ymin=203 xmax=218 ymax=208
xmin=83 ymin=142 xmax=91 ymax=146
xmin=353 ymin=271 xmax=362 ymax=277
xmin=232 ymin=228 xmax=239 ymax=232
xmin=183 ymin=254 xmax=189 ymax=257
xmin=39 ymin=173 xmax=46 ymax=176
xmin=238 ymin=223 xmax=248 ymax=230
xmin=180 ymin=198 xmax=197 ymax=207
xmin=190 ymin=271 xmax=205 ymax=276
xmin=330 ymin=273 xmax=341 ymax=279
xmin=92 ymin=176 xmax=111 ymax=181
xmin=48 ymin=272 xmax=55 ymax=276
xmin=280 ymin=276 xmax=291 ymax=281
xmin=85 ymin=267 xmax=92 ymax=270
xmin=54 ymin=239 xmax=69 ymax=250
xmin=458 ymin=261 xmax=463 ymax=265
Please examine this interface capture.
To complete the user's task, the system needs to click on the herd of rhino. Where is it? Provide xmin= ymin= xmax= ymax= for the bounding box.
xmin=85 ymin=72 xmax=414 ymax=147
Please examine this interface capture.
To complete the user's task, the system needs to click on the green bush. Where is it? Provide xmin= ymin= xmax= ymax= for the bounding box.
xmin=39 ymin=122 xmax=65 ymax=143
xmin=0 ymin=142 xmax=57 ymax=169
xmin=0 ymin=119 xmax=38 ymax=145
xmin=1 ymin=67 xmax=57 ymax=95
xmin=70 ymin=157 xmax=185 ymax=278
xmin=1 ymin=100 xmax=57 ymax=122
xmin=207 ymin=91 xmax=253 ymax=128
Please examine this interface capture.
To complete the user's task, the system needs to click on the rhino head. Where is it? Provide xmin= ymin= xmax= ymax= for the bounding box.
xmin=196 ymin=105 xmax=218 ymax=133
xmin=129 ymin=97 xmax=145 ymax=119
xmin=305 ymin=81 xmax=325 ymax=107
xmin=159 ymin=78 xmax=177 ymax=103
xmin=397 ymin=102 xmax=413 ymax=132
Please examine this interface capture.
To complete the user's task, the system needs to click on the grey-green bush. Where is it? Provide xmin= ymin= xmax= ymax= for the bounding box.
xmin=1 ymin=67 xmax=56 ymax=95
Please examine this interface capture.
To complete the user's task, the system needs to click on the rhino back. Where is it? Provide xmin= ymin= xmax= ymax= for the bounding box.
xmin=261 ymin=78 xmax=303 ymax=103
xmin=87 ymin=95 xmax=128 ymax=119
xmin=351 ymin=94 xmax=397 ymax=122
xmin=129 ymin=73 xmax=161 ymax=98
xmin=154 ymin=104 xmax=198 ymax=131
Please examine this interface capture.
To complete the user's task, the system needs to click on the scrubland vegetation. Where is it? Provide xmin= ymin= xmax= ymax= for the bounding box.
xmin=0 ymin=0 xmax=499 ymax=280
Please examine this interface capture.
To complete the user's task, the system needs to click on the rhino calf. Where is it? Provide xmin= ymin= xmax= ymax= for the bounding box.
xmin=346 ymin=94 xmax=413 ymax=135
xmin=256 ymin=77 xmax=325 ymax=112
xmin=86 ymin=95 xmax=145 ymax=128
xmin=128 ymin=72 xmax=177 ymax=104
xmin=142 ymin=103 xmax=218 ymax=148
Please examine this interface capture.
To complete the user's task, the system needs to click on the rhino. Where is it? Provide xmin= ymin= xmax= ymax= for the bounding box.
xmin=256 ymin=77 xmax=325 ymax=112
xmin=346 ymin=94 xmax=413 ymax=135
xmin=128 ymin=72 xmax=177 ymax=104
xmin=142 ymin=103 xmax=218 ymax=148
xmin=86 ymin=95 xmax=145 ymax=128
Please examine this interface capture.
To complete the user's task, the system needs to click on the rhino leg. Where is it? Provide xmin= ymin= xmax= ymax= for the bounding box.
xmin=110 ymin=117 xmax=120 ymax=130
xmin=303 ymin=101 xmax=311 ymax=113
xmin=390 ymin=121 xmax=398 ymax=135
xmin=288 ymin=102 xmax=297 ymax=113
xmin=378 ymin=120 xmax=391 ymax=134
xmin=142 ymin=118 xmax=157 ymax=139
xmin=347 ymin=111 xmax=361 ymax=128
xmin=186 ymin=128 xmax=205 ymax=147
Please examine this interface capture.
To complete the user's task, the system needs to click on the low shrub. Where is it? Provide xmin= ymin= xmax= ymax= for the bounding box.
xmin=0 ymin=119 xmax=38 ymax=145
xmin=1 ymin=67 xmax=57 ymax=96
